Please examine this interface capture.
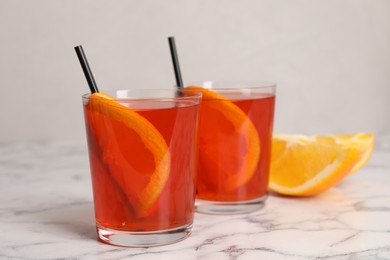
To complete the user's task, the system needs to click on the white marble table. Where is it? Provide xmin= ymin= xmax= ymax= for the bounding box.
xmin=1 ymin=135 xmax=389 ymax=259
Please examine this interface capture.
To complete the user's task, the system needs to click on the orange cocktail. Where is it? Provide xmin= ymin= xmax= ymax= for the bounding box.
xmin=187 ymin=81 xmax=276 ymax=214
xmin=82 ymin=89 xmax=201 ymax=247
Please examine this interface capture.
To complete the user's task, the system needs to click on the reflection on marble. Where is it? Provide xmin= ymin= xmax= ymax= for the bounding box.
xmin=0 ymin=136 xmax=389 ymax=259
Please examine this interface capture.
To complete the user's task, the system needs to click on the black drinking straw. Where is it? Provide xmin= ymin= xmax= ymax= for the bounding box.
xmin=74 ymin=45 xmax=100 ymax=93
xmin=168 ymin=37 xmax=184 ymax=89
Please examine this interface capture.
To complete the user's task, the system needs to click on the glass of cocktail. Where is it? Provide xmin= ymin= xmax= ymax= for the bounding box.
xmin=82 ymin=89 xmax=201 ymax=247
xmin=187 ymin=81 xmax=276 ymax=214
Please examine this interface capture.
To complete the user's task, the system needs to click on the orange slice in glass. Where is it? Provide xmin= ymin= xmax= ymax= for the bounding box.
xmin=186 ymin=86 xmax=260 ymax=191
xmin=87 ymin=93 xmax=171 ymax=217
xmin=270 ymin=133 xmax=374 ymax=196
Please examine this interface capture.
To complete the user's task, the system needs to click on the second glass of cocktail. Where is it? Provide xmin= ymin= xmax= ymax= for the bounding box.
xmin=187 ymin=81 xmax=276 ymax=214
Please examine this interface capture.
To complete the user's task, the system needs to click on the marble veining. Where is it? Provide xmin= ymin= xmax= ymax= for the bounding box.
xmin=0 ymin=135 xmax=389 ymax=259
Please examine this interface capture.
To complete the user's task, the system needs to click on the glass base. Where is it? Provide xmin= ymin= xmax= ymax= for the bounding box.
xmin=195 ymin=195 xmax=267 ymax=215
xmin=97 ymin=224 xmax=192 ymax=247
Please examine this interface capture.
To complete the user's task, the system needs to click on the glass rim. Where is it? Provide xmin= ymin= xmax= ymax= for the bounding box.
xmin=184 ymin=80 xmax=276 ymax=91
xmin=82 ymin=89 xmax=202 ymax=102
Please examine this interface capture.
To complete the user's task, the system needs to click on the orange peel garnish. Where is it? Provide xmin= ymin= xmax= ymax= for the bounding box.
xmin=186 ymin=86 xmax=260 ymax=191
xmin=87 ymin=92 xmax=171 ymax=216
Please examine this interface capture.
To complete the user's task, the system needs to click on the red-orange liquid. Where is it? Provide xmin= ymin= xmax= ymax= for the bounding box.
xmin=84 ymin=102 xmax=199 ymax=231
xmin=196 ymin=94 xmax=275 ymax=201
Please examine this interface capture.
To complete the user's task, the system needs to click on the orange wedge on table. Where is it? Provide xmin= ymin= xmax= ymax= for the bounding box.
xmin=186 ymin=86 xmax=260 ymax=191
xmin=269 ymin=133 xmax=375 ymax=196
xmin=87 ymin=93 xmax=170 ymax=217
xmin=314 ymin=133 xmax=375 ymax=175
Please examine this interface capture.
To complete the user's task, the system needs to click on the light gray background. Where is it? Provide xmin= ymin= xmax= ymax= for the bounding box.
xmin=0 ymin=0 xmax=389 ymax=143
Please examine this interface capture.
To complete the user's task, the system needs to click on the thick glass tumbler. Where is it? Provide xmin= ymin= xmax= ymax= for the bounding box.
xmin=187 ymin=81 xmax=276 ymax=214
xmin=82 ymin=89 xmax=201 ymax=247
